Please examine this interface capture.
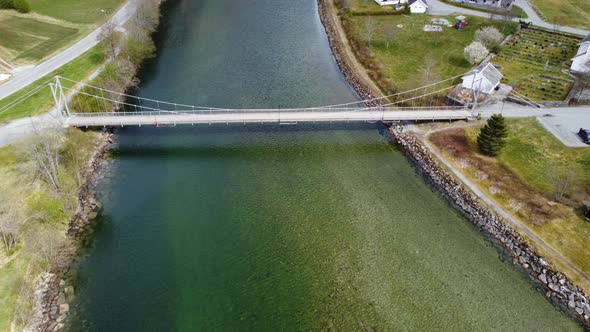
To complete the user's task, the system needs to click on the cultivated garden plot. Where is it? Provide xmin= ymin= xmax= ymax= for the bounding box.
xmin=494 ymin=28 xmax=580 ymax=102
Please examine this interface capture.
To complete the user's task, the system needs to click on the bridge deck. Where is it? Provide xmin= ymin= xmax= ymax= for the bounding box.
xmin=64 ymin=109 xmax=473 ymax=127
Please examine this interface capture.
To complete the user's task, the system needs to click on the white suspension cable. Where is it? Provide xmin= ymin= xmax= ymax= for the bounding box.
xmin=0 ymin=80 xmax=53 ymax=114
xmin=57 ymin=76 xmax=229 ymax=111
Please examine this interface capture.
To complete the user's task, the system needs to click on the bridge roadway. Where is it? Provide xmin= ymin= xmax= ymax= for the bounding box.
xmin=63 ymin=108 xmax=473 ymax=127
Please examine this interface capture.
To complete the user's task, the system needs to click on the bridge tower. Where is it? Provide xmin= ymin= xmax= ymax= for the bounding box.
xmin=49 ymin=76 xmax=71 ymax=119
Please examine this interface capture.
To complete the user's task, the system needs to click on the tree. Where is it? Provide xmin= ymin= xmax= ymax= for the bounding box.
xmin=474 ymin=26 xmax=504 ymax=48
xmin=363 ymin=16 xmax=376 ymax=47
xmin=12 ymin=0 xmax=30 ymax=13
xmin=546 ymin=163 xmax=580 ymax=202
xmin=21 ymin=130 xmax=64 ymax=193
xmin=383 ymin=23 xmax=397 ymax=48
xmin=477 ymin=114 xmax=508 ymax=156
xmin=464 ymin=41 xmax=489 ymax=65
xmin=99 ymin=21 xmax=118 ymax=59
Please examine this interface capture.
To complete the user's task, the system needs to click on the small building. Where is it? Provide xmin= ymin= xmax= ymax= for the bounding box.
xmin=373 ymin=0 xmax=407 ymax=6
xmin=461 ymin=62 xmax=504 ymax=94
xmin=409 ymin=0 xmax=428 ymax=13
xmin=452 ymin=0 xmax=514 ymax=10
xmin=571 ymin=34 xmax=590 ymax=74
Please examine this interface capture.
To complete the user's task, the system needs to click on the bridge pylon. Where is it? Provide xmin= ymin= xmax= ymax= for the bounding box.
xmin=49 ymin=76 xmax=71 ymax=119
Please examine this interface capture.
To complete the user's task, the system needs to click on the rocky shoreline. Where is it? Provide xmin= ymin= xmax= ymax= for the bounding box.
xmin=316 ymin=0 xmax=381 ymax=107
xmin=30 ymin=131 xmax=114 ymax=332
xmin=388 ymin=126 xmax=590 ymax=327
xmin=316 ymin=0 xmax=590 ymax=327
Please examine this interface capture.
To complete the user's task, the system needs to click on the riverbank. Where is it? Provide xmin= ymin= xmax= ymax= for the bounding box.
xmin=388 ymin=126 xmax=590 ymax=326
xmin=31 ymin=130 xmax=113 ymax=332
xmin=26 ymin=0 xmax=164 ymax=330
xmin=317 ymin=0 xmax=382 ymax=106
xmin=317 ymin=0 xmax=589 ymax=326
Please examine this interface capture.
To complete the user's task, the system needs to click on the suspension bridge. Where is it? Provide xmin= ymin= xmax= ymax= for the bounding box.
xmin=1 ymin=74 xmax=544 ymax=130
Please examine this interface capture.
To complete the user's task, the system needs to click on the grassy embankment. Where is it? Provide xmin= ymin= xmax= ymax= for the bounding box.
xmin=0 ymin=0 xmax=160 ymax=329
xmin=0 ymin=46 xmax=105 ymax=123
xmin=0 ymin=0 xmax=123 ymax=66
xmin=0 ymin=129 xmax=101 ymax=331
xmin=429 ymin=118 xmax=590 ymax=292
xmin=336 ymin=0 xmax=518 ymax=103
xmin=530 ymin=0 xmax=590 ymax=30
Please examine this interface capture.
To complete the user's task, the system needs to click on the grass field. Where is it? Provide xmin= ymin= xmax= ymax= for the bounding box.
xmin=531 ymin=0 xmax=590 ymax=30
xmin=0 ymin=13 xmax=80 ymax=64
xmin=0 ymin=46 xmax=105 ymax=124
xmin=347 ymin=14 xmax=517 ymax=92
xmin=0 ymin=0 xmax=122 ymax=66
xmin=430 ymin=118 xmax=590 ymax=292
xmin=494 ymin=28 xmax=580 ymax=102
xmin=28 ymin=0 xmax=123 ymax=24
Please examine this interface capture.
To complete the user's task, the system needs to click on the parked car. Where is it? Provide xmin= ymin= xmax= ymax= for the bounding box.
xmin=579 ymin=128 xmax=590 ymax=144
xmin=585 ymin=208 xmax=590 ymax=222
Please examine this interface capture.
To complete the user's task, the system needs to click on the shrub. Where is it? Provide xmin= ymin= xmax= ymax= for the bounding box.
xmin=464 ymin=41 xmax=489 ymax=65
xmin=477 ymin=114 xmax=508 ymax=156
xmin=475 ymin=26 xmax=504 ymax=48
xmin=12 ymin=0 xmax=30 ymax=13
xmin=0 ymin=0 xmax=14 ymax=9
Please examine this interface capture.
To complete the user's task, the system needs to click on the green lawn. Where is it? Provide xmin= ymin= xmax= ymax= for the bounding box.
xmin=347 ymin=14 xmax=517 ymax=92
xmin=28 ymin=0 xmax=124 ymax=24
xmin=0 ymin=257 xmax=27 ymax=332
xmin=466 ymin=118 xmax=590 ymax=195
xmin=0 ymin=14 xmax=79 ymax=63
xmin=531 ymin=0 xmax=590 ymax=30
xmin=0 ymin=0 xmax=123 ymax=65
xmin=494 ymin=28 xmax=580 ymax=101
xmin=0 ymin=46 xmax=105 ymax=124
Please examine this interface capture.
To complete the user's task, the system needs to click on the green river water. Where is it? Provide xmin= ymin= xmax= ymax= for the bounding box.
xmin=68 ymin=0 xmax=580 ymax=330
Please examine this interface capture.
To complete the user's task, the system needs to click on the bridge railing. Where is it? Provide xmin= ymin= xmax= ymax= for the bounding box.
xmin=67 ymin=105 xmax=469 ymax=117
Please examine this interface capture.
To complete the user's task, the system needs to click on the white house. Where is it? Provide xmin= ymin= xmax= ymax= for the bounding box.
xmin=571 ymin=34 xmax=590 ymax=74
xmin=409 ymin=0 xmax=428 ymax=13
xmin=372 ymin=0 xmax=407 ymax=6
xmin=462 ymin=62 xmax=504 ymax=94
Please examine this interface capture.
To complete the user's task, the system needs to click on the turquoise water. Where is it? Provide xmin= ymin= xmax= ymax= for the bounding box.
xmin=68 ymin=0 xmax=579 ymax=330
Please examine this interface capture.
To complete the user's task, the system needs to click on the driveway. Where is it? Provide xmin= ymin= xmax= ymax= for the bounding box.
xmin=427 ymin=0 xmax=589 ymax=36
xmin=0 ymin=0 xmax=136 ymax=100
xmin=478 ymin=105 xmax=590 ymax=147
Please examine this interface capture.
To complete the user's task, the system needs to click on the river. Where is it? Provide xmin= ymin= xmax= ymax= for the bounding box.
xmin=68 ymin=0 xmax=580 ymax=330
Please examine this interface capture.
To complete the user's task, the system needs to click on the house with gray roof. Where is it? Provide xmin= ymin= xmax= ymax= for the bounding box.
xmin=461 ymin=62 xmax=504 ymax=94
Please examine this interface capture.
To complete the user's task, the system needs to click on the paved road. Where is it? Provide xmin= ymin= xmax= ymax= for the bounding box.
xmin=427 ymin=0 xmax=589 ymax=36
xmin=0 ymin=0 xmax=135 ymax=100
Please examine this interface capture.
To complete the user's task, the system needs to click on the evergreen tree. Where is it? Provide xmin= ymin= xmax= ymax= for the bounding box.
xmin=477 ymin=114 xmax=508 ymax=156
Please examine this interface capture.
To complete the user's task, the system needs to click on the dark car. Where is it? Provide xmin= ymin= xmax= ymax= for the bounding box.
xmin=586 ymin=208 xmax=590 ymax=222
xmin=579 ymin=128 xmax=590 ymax=144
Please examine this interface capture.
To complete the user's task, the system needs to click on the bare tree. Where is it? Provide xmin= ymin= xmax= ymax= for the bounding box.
xmin=21 ymin=130 xmax=64 ymax=193
xmin=99 ymin=21 xmax=118 ymax=59
xmin=383 ymin=23 xmax=397 ymax=48
xmin=547 ymin=163 xmax=580 ymax=202
xmin=24 ymin=225 xmax=69 ymax=269
xmin=363 ymin=16 xmax=376 ymax=47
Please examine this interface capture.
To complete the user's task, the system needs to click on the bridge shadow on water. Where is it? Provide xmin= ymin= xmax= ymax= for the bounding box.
xmin=108 ymin=122 xmax=400 ymax=160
